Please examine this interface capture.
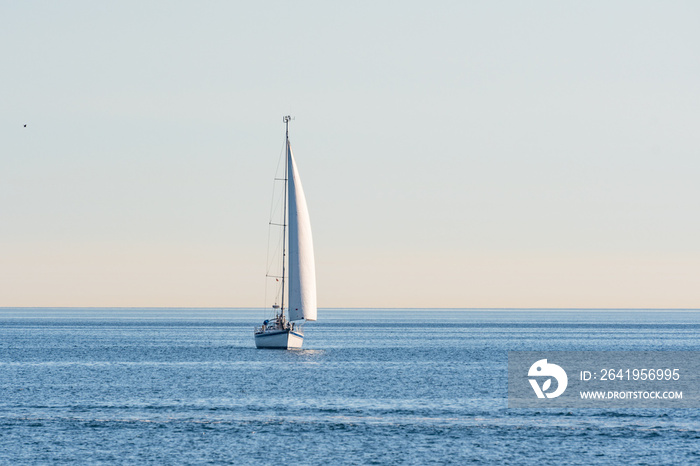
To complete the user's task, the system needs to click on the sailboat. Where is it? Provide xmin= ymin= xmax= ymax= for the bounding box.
xmin=254 ymin=116 xmax=317 ymax=349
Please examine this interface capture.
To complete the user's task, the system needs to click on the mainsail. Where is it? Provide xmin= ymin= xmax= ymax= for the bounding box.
xmin=286 ymin=144 xmax=317 ymax=322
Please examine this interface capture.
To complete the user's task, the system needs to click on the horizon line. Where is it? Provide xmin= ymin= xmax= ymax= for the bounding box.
xmin=1 ymin=306 xmax=698 ymax=311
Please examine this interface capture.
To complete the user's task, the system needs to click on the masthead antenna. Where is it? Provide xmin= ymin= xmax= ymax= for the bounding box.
xmin=283 ymin=115 xmax=294 ymax=138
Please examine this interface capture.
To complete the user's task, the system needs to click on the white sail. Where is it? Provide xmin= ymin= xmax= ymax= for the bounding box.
xmin=287 ymin=144 xmax=317 ymax=322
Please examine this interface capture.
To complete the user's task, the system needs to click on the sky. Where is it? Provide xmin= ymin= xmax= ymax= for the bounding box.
xmin=1 ymin=1 xmax=699 ymax=308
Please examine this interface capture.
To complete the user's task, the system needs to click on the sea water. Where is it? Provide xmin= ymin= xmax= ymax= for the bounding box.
xmin=1 ymin=308 xmax=699 ymax=464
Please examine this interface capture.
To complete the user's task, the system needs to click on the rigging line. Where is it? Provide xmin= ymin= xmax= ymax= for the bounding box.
xmin=264 ymin=149 xmax=286 ymax=276
xmin=266 ymin=141 xmax=287 ymax=226
xmin=264 ymin=137 xmax=289 ymax=310
xmin=265 ymin=235 xmax=283 ymax=276
xmin=263 ymin=213 xmax=273 ymax=309
xmin=264 ymin=193 xmax=275 ymax=308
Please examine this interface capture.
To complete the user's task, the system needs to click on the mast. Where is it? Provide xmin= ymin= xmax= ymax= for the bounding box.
xmin=280 ymin=115 xmax=292 ymax=318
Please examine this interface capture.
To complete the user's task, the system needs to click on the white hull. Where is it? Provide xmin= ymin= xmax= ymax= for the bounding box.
xmin=254 ymin=329 xmax=304 ymax=349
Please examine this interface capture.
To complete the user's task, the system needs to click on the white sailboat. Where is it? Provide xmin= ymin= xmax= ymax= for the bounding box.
xmin=254 ymin=116 xmax=317 ymax=349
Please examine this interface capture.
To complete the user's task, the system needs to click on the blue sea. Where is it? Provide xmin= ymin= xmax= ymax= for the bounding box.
xmin=1 ymin=308 xmax=699 ymax=465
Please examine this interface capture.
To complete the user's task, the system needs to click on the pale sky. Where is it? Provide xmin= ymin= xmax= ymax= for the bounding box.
xmin=2 ymin=1 xmax=699 ymax=308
